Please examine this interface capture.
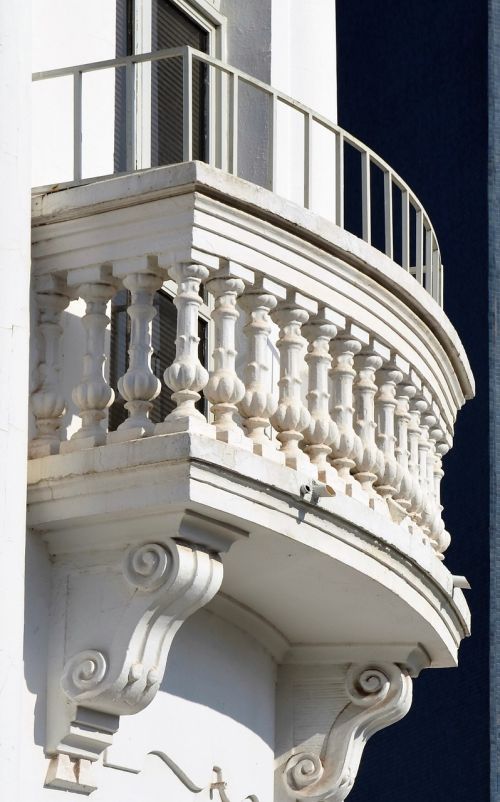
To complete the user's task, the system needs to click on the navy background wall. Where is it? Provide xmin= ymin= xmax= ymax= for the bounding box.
xmin=336 ymin=3 xmax=489 ymax=800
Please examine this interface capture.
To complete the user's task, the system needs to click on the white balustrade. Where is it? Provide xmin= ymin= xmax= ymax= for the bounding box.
xmin=28 ymin=264 xmax=456 ymax=560
xmin=329 ymin=326 xmax=362 ymax=489
xmin=62 ymin=278 xmax=117 ymax=451
xmin=205 ymin=273 xmax=249 ymax=446
xmin=393 ymin=380 xmax=416 ymax=515
xmin=302 ymin=307 xmax=340 ymax=486
xmin=109 ymin=272 xmax=163 ymax=442
xmin=270 ymin=291 xmax=312 ymax=471
xmin=352 ymin=345 xmax=384 ymax=499
xmin=238 ymin=278 xmax=282 ymax=461
xmin=374 ymin=357 xmax=403 ymax=509
xmin=29 ymin=276 xmax=70 ymax=457
xmin=156 ymin=263 xmax=211 ymax=436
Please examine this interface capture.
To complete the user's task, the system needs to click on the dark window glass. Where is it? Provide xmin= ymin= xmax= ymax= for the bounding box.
xmin=151 ymin=0 xmax=209 ymax=166
xmin=108 ymin=287 xmax=208 ymax=431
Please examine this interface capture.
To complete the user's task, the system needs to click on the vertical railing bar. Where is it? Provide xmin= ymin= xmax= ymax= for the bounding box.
xmin=125 ymin=61 xmax=136 ymax=171
xmin=183 ymin=47 xmax=193 ymax=162
xmin=304 ymin=112 xmax=312 ymax=209
xmin=361 ymin=151 xmax=371 ymax=243
xmin=384 ymin=170 xmax=393 ymax=259
xmin=425 ymin=220 xmax=433 ymax=295
xmin=335 ymin=131 xmax=344 ymax=228
xmin=401 ymin=189 xmax=410 ymax=270
xmin=439 ymin=256 xmax=444 ymax=306
xmin=229 ymin=72 xmax=238 ymax=175
xmin=415 ymin=208 xmax=424 ymax=287
xmin=269 ymin=92 xmax=278 ymax=192
xmin=73 ymin=70 xmax=82 ymax=181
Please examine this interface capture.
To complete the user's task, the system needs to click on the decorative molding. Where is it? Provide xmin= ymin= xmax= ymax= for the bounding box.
xmin=279 ymin=662 xmax=412 ymax=802
xmin=44 ymin=511 xmax=246 ymax=793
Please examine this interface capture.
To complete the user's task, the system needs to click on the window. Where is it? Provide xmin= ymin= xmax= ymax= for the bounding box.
xmin=114 ymin=0 xmax=225 ymax=172
xmin=108 ymin=286 xmax=209 ymax=431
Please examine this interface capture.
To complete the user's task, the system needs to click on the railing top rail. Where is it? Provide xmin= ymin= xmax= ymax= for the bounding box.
xmin=32 ymin=45 xmax=443 ymax=304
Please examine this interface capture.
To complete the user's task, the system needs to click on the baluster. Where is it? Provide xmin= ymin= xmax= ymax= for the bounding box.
xmin=205 ymin=272 xmax=250 ymax=447
xmin=156 ymin=263 xmax=211 ymax=436
xmin=329 ymin=324 xmax=362 ymax=492
xmin=374 ymin=356 xmax=403 ymax=513
xmin=393 ymin=380 xmax=416 ymax=515
xmin=302 ymin=307 xmax=340 ymax=486
xmin=408 ymin=393 xmax=425 ymax=531
xmin=108 ymin=272 xmax=163 ymax=443
xmin=270 ymin=290 xmax=312 ymax=471
xmin=352 ymin=343 xmax=384 ymax=503
xmin=431 ymin=424 xmax=451 ymax=559
xmin=61 ymin=275 xmax=117 ymax=452
xmin=238 ymin=277 xmax=283 ymax=461
xmin=425 ymin=413 xmax=446 ymax=557
xmin=411 ymin=390 xmax=433 ymax=541
xmin=29 ymin=275 xmax=70 ymax=458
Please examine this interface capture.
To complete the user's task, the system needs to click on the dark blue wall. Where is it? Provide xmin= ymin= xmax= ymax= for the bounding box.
xmin=336 ymin=3 xmax=489 ymax=800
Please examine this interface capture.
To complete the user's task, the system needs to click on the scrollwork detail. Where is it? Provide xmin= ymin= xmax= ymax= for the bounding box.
xmin=61 ymin=650 xmax=107 ymax=701
xmin=124 ymin=542 xmax=174 ymax=591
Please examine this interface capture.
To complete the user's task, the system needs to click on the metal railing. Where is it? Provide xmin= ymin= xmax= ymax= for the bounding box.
xmin=32 ymin=45 xmax=443 ymax=305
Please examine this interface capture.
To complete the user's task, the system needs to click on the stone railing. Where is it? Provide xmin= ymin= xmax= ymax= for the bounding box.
xmin=32 ymin=45 xmax=443 ymax=304
xmin=29 ymin=260 xmax=453 ymax=560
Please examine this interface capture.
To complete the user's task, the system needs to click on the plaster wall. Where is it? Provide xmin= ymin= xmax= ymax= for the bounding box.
xmin=0 ymin=0 xmax=32 ymax=796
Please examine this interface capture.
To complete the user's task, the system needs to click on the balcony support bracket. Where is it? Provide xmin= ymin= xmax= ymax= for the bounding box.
xmin=278 ymin=661 xmax=414 ymax=802
xmin=43 ymin=510 xmax=246 ymax=794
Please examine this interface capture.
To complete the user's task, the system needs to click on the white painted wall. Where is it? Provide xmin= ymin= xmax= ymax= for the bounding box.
xmin=0 ymin=1 xmax=31 ymax=798
xmin=271 ymin=0 xmax=338 ymax=216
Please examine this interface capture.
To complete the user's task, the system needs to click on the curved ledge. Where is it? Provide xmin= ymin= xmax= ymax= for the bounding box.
xmin=31 ymin=161 xmax=474 ymax=402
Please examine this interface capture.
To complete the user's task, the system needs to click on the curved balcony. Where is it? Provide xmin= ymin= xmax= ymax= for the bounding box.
xmin=33 ymin=45 xmax=445 ymax=303
xmin=29 ymin=46 xmax=474 ymax=797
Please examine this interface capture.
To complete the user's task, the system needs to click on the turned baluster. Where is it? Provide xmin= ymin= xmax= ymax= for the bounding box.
xmin=108 ymin=272 xmax=163 ymax=442
xmin=62 ymin=278 xmax=117 ymax=451
xmin=393 ymin=381 xmax=416 ymax=514
xmin=270 ymin=290 xmax=312 ymax=471
xmin=156 ymin=263 xmax=211 ymax=435
xmin=429 ymin=420 xmax=450 ymax=559
xmin=29 ymin=275 xmax=70 ymax=457
xmin=411 ymin=391 xmax=433 ymax=539
xmin=408 ymin=394 xmax=425 ymax=527
xmin=238 ymin=277 xmax=282 ymax=460
xmin=352 ymin=345 xmax=384 ymax=497
xmin=329 ymin=326 xmax=362 ymax=487
xmin=205 ymin=273 xmax=249 ymax=446
xmin=374 ymin=357 xmax=403 ymax=505
xmin=302 ymin=307 xmax=339 ymax=484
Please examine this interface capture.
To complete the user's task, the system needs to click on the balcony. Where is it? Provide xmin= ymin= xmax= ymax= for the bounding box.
xmin=29 ymin=47 xmax=473 ymax=799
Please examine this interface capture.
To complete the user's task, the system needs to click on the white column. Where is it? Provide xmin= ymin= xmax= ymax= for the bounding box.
xmin=270 ymin=290 xmax=312 ymax=471
xmin=108 ymin=272 xmax=163 ymax=443
xmin=205 ymin=274 xmax=250 ymax=447
xmin=352 ymin=345 xmax=383 ymax=499
xmin=0 ymin=0 xmax=31 ymax=797
xmin=374 ymin=357 xmax=403 ymax=508
xmin=156 ymin=263 xmax=211 ymax=436
xmin=29 ymin=275 xmax=70 ymax=457
xmin=302 ymin=307 xmax=339 ymax=485
xmin=393 ymin=381 xmax=416 ymax=515
xmin=329 ymin=325 xmax=362 ymax=491
xmin=62 ymin=278 xmax=117 ymax=451
xmin=238 ymin=277 xmax=283 ymax=462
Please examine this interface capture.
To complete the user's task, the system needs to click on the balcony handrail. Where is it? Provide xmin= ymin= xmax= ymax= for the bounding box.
xmin=32 ymin=45 xmax=443 ymax=305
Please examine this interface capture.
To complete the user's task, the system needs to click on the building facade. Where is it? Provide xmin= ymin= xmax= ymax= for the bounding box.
xmin=0 ymin=1 xmax=481 ymax=800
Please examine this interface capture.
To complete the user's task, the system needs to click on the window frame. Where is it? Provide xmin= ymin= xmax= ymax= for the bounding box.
xmin=132 ymin=0 xmax=227 ymax=170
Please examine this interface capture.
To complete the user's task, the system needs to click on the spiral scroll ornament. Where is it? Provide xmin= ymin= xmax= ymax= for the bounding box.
xmin=285 ymin=753 xmax=324 ymax=792
xmin=124 ymin=542 xmax=173 ymax=591
xmin=345 ymin=665 xmax=391 ymax=707
xmin=61 ymin=650 xmax=107 ymax=700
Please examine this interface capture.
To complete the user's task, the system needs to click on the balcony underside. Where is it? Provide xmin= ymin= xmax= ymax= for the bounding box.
xmin=27 ymin=429 xmax=469 ymax=668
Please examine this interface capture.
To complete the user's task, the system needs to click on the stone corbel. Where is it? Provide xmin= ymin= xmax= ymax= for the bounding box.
xmin=44 ymin=511 xmax=246 ymax=793
xmin=279 ymin=662 xmax=413 ymax=802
